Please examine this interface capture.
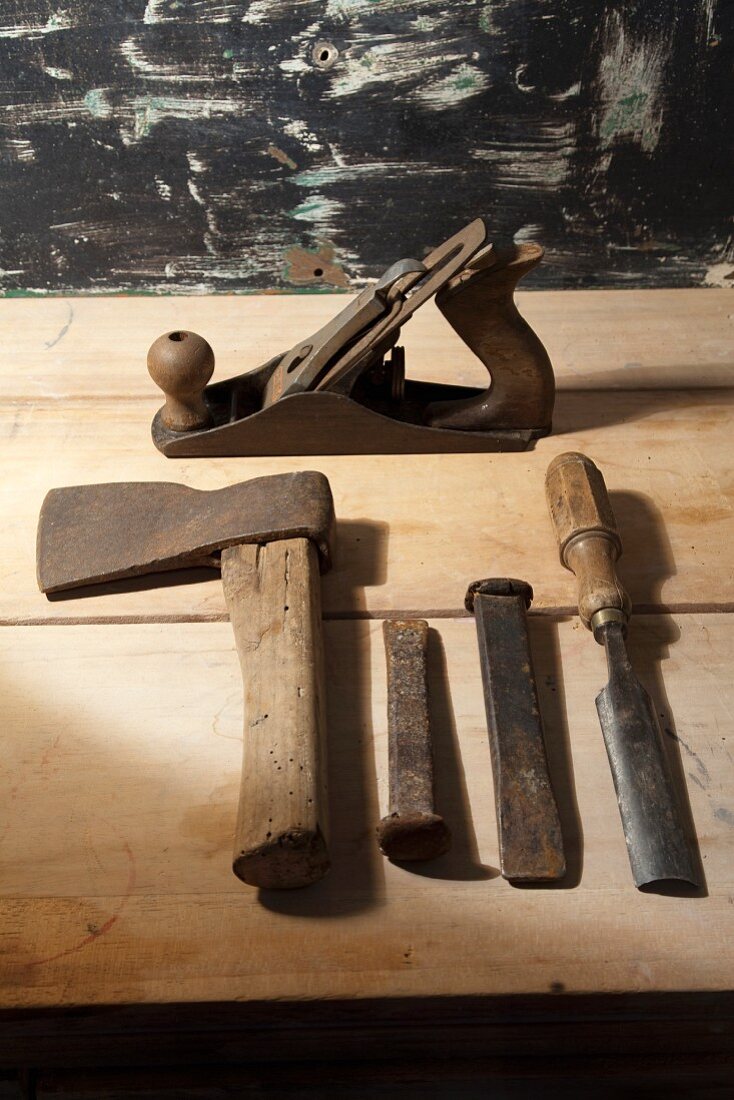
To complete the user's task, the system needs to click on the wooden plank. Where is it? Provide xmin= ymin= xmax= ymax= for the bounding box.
xmin=0 ymin=5 xmax=729 ymax=294
xmin=4 ymin=389 xmax=732 ymax=621
xmin=1 ymin=615 xmax=731 ymax=1009
xmin=2 ymin=290 xmax=732 ymax=401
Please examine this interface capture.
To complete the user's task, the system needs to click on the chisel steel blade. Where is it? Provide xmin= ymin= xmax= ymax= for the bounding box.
xmin=596 ymin=622 xmax=699 ymax=888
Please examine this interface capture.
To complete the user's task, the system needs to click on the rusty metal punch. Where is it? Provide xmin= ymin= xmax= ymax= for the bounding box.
xmin=465 ymin=579 xmax=565 ymax=882
xmin=378 ymin=620 xmax=452 ymax=862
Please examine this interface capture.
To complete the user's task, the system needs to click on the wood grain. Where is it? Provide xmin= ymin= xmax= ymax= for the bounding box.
xmin=1 ymin=290 xmax=732 ymax=400
xmin=222 ymin=538 xmax=329 ymax=889
xmin=3 ymin=388 xmax=732 ymax=621
xmin=0 ymin=615 xmax=731 ymax=1008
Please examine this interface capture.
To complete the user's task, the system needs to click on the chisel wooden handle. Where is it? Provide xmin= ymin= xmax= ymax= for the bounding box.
xmin=545 ymin=452 xmax=631 ymax=634
xmin=221 ymin=537 xmax=329 ymax=889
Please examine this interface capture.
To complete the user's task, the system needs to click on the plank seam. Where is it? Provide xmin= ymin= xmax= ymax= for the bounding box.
xmin=3 ymin=603 xmax=734 ymax=626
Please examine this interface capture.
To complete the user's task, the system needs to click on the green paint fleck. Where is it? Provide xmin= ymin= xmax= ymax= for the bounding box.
xmin=478 ymin=2 xmax=495 ymax=34
xmin=84 ymin=88 xmax=112 ymax=119
xmin=289 ymin=201 xmax=322 ymax=218
xmin=455 ymin=73 xmax=477 ymax=91
xmin=223 ymin=48 xmax=233 ymax=60
xmin=601 ymin=91 xmax=649 ymax=140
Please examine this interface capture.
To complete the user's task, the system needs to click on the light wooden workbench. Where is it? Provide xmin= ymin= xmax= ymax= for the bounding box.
xmin=1 ymin=290 xmax=733 ymax=1092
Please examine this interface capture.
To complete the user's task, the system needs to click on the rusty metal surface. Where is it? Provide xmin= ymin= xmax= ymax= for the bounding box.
xmin=596 ymin=624 xmax=699 ymax=889
xmin=465 ymin=579 xmax=566 ymax=883
xmin=37 ymin=471 xmax=335 ymax=593
xmin=314 ymin=220 xmax=487 ymax=398
xmin=377 ymin=620 xmax=451 ymax=862
xmin=262 ymin=256 xmax=427 ymax=407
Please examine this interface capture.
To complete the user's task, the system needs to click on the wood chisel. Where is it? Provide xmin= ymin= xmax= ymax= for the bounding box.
xmin=545 ymin=451 xmax=699 ymax=888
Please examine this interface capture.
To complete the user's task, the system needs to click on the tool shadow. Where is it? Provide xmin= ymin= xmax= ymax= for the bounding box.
xmin=552 ymin=384 xmax=733 ymax=436
xmin=610 ymin=491 xmax=707 ymax=897
xmin=396 ymin=628 xmax=498 ymax=882
xmin=259 ymin=520 xmax=388 ymax=917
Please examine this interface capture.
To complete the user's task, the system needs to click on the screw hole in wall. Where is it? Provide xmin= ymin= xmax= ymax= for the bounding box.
xmin=312 ymin=40 xmax=339 ymax=70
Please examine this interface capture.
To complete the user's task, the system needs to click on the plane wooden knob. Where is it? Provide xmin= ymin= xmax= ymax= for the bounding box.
xmin=148 ymin=330 xmax=214 ymax=432
xmin=545 ymin=451 xmax=632 ymax=636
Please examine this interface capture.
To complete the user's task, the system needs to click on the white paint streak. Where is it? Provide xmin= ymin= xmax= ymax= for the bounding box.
xmin=122 ymin=97 xmax=245 ymax=144
xmin=294 ymin=161 xmax=454 ymax=188
xmin=289 ymin=194 xmax=345 ymax=235
xmin=185 ymin=152 xmax=219 ymax=252
xmin=471 ymin=122 xmax=574 ymax=192
xmin=324 ymin=0 xmax=418 ymax=19
xmin=282 ymin=118 xmax=322 ymax=153
xmin=513 ymin=224 xmax=544 ymax=243
xmin=326 ymin=37 xmax=467 ymax=101
xmin=514 ymin=64 xmax=536 ymax=93
xmin=44 ymin=66 xmax=73 ymax=81
xmin=550 ymin=81 xmax=581 ymax=101
xmin=120 ymin=36 xmax=232 ymax=81
xmin=186 ymin=151 xmax=208 ymax=174
xmin=704 ymin=263 xmax=734 ymax=288
xmin=4 ymin=139 xmax=36 ymax=163
xmin=242 ymin=0 xmax=277 ymax=25
xmin=155 ymin=177 xmax=172 ymax=201
xmin=596 ymin=10 xmax=671 ymax=152
xmin=0 ymin=12 xmax=74 ymax=39
xmin=145 ymin=0 xmax=242 ymax=23
xmin=279 ymin=56 xmax=310 ymax=75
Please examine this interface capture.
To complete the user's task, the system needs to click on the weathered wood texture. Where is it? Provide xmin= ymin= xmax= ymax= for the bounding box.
xmin=2 ymin=291 xmax=732 ymax=623
xmin=0 ymin=2 xmax=731 ymax=294
xmin=222 ymin=538 xmax=329 ymax=888
xmin=1 ymin=289 xmax=732 ymax=1074
xmin=1 ymin=615 xmax=732 ymax=1010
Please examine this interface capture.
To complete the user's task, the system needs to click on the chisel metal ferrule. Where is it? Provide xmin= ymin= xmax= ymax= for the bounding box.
xmin=591 ymin=606 xmax=628 ymax=642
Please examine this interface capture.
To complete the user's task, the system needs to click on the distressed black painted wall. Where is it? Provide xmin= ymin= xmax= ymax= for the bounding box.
xmin=0 ymin=0 xmax=731 ymax=293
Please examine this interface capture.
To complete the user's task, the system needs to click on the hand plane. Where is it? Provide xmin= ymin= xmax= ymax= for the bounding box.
xmin=148 ymin=219 xmax=555 ymax=457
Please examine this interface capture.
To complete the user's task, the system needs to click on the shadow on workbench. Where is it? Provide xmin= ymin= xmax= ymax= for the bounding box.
xmin=612 ymin=491 xmax=707 ymax=898
xmin=552 ymin=385 xmax=734 ymax=435
xmin=409 ymin=629 xmax=497 ymax=881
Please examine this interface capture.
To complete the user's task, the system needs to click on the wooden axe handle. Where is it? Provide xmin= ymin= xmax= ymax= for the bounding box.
xmin=221 ymin=537 xmax=329 ymax=888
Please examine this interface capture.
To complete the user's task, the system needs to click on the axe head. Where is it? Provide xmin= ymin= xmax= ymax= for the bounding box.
xmin=37 ymin=471 xmax=335 ymax=594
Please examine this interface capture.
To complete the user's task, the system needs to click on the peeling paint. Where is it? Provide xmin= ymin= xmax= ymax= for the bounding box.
xmin=83 ymin=88 xmax=112 ymax=120
xmin=704 ymin=263 xmax=734 ymax=287
xmin=596 ymin=11 xmax=670 ymax=152
xmin=284 ymin=244 xmax=350 ymax=288
xmin=267 ymin=144 xmax=297 ymax=169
